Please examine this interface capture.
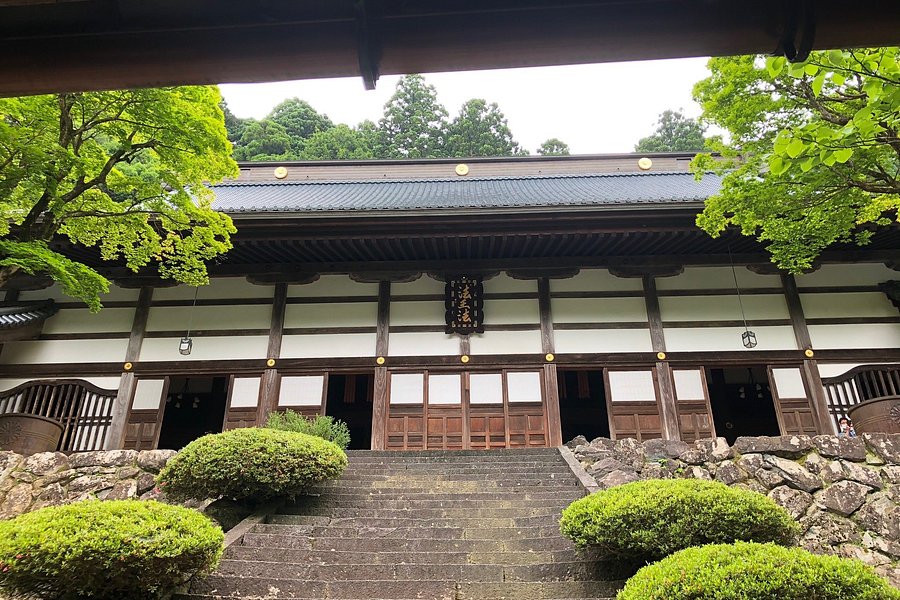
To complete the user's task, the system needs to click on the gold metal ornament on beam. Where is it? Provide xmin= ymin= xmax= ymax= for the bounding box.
xmin=274 ymin=166 xmax=288 ymax=179
xmin=455 ymin=163 xmax=469 ymax=176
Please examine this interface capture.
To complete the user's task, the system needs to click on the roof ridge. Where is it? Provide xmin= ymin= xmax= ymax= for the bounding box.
xmin=214 ymin=171 xmax=707 ymax=188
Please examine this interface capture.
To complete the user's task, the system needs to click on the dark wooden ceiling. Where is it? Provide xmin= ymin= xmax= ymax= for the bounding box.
xmin=2 ymin=0 xmax=900 ymax=96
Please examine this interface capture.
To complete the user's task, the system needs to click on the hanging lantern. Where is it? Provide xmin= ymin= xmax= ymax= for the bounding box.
xmin=177 ymin=287 xmax=200 ymax=356
xmin=742 ymin=330 xmax=758 ymax=349
xmin=179 ymin=336 xmax=193 ymax=355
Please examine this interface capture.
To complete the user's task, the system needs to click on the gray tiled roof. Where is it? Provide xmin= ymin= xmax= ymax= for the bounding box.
xmin=211 ymin=171 xmax=722 ymax=213
xmin=0 ymin=301 xmax=58 ymax=329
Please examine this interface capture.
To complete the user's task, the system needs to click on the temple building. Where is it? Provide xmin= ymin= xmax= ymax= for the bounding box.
xmin=1 ymin=153 xmax=898 ymax=452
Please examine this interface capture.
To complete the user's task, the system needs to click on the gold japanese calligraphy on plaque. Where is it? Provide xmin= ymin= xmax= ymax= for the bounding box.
xmin=445 ymin=276 xmax=485 ymax=335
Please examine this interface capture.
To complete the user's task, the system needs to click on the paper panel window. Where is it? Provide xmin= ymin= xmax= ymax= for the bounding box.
xmin=772 ymin=368 xmax=807 ymax=399
xmin=673 ymin=370 xmax=706 ymax=401
xmin=279 ymin=375 xmax=325 ymax=406
xmin=132 ymin=379 xmax=165 ymax=410
xmin=470 ymin=373 xmax=503 ymax=405
xmin=428 ymin=374 xmax=462 ymax=405
xmin=230 ymin=377 xmax=261 ymax=408
xmin=390 ymin=373 xmax=425 ymax=405
xmin=608 ymin=370 xmax=656 ymax=402
xmin=507 ymin=371 xmax=542 ymax=403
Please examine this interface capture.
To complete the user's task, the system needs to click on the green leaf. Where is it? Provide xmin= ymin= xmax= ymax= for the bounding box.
xmin=811 ymin=72 xmax=826 ymax=96
xmin=833 ymin=148 xmax=853 ymax=163
xmin=785 ymin=138 xmax=806 ymax=158
xmin=804 ymin=63 xmax=819 ymax=76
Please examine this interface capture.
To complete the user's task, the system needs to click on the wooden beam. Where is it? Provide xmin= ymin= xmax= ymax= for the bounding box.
xmin=376 ymin=281 xmax=391 ymax=358
xmin=538 ymin=277 xmax=555 ymax=355
xmin=259 ymin=283 xmax=287 ymax=425
xmin=781 ymin=273 xmax=834 ymax=434
xmin=371 ymin=367 xmax=388 ymax=450
xmin=643 ymin=275 xmax=681 ymax=441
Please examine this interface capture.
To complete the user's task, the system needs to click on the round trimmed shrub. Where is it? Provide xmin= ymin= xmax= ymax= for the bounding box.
xmin=0 ymin=499 xmax=223 ymax=600
xmin=265 ymin=411 xmax=351 ymax=450
xmin=618 ymin=542 xmax=900 ymax=600
xmin=157 ymin=427 xmax=348 ymax=502
xmin=560 ymin=479 xmax=798 ymax=561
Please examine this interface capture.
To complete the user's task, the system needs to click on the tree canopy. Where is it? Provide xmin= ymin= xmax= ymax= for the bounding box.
xmin=225 ymin=75 xmax=566 ymax=160
xmin=635 ymin=109 xmax=708 ymax=153
xmin=0 ymin=87 xmax=238 ymax=310
xmin=692 ymin=48 xmax=900 ymax=271
xmin=537 ymin=138 xmax=571 ymax=156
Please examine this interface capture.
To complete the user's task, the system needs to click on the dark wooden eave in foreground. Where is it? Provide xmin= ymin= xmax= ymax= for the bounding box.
xmin=0 ymin=300 xmax=58 ymax=341
xmin=2 ymin=0 xmax=900 ymax=96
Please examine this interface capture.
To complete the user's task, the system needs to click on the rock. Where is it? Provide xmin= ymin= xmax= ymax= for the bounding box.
xmin=818 ymin=480 xmax=871 ymax=516
xmin=837 ymin=544 xmax=890 ymax=567
xmin=641 ymin=463 xmax=673 ymax=480
xmin=0 ymin=483 xmax=33 ymax=518
xmin=136 ymin=449 xmax=177 ymax=473
xmin=0 ymin=451 xmax=22 ymax=489
xmin=853 ymin=494 xmax=900 ymax=540
xmin=763 ymin=455 xmax=823 ymax=493
xmin=812 ymin=435 xmax=866 ymax=462
xmin=800 ymin=510 xmax=862 ymax=548
xmin=565 ymin=435 xmax=588 ymax=449
xmin=736 ymin=480 xmax=768 ymax=495
xmin=137 ymin=472 xmax=157 ymax=494
xmin=35 ymin=482 xmax=66 ymax=506
xmin=862 ymin=532 xmax=900 ymax=560
xmin=69 ymin=450 xmax=139 ymax=469
xmin=11 ymin=471 xmax=34 ymax=484
xmin=862 ymin=433 xmax=900 ymax=465
xmin=769 ymin=485 xmax=814 ymax=519
xmin=613 ymin=438 xmax=645 ymax=470
xmin=678 ymin=449 xmax=706 ymax=465
xmin=22 ymin=452 xmax=69 ymax=476
xmin=736 ymin=453 xmax=764 ymax=474
xmin=574 ymin=445 xmax=613 ymax=463
xmin=104 ymin=479 xmax=138 ymax=500
xmin=875 ymin=564 xmax=900 ymax=590
xmin=596 ymin=470 xmax=639 ymax=489
xmin=589 ymin=437 xmax=616 ymax=451
xmin=715 ymin=461 xmax=746 ymax=485
xmin=882 ymin=466 xmax=900 ymax=484
xmin=755 ymin=468 xmax=786 ymax=489
xmin=733 ymin=435 xmax=812 ymax=458
xmin=835 ymin=460 xmax=883 ymax=490
xmin=697 ymin=437 xmax=733 ymax=461
xmin=683 ymin=466 xmax=712 ymax=480
xmin=68 ymin=474 xmax=115 ymax=494
xmin=642 ymin=438 xmax=690 ymax=460
xmin=803 ymin=452 xmax=828 ymax=475
xmin=589 ymin=458 xmax=634 ymax=479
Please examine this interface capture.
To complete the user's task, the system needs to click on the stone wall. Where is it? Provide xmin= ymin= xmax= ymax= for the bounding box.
xmin=567 ymin=433 xmax=900 ymax=586
xmin=0 ymin=449 xmax=175 ymax=519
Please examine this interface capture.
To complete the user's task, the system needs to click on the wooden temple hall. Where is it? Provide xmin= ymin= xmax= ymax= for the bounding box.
xmin=2 ymin=153 xmax=900 ymax=452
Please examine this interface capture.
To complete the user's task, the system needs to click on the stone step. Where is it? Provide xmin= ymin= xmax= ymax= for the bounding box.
xmin=183 ymin=576 xmax=619 ymax=599
xmin=291 ymin=490 xmax=583 ymax=501
xmin=313 ymin=477 xmax=580 ymax=487
xmin=342 ymin=462 xmax=571 ymax=471
xmin=346 ymin=449 xmax=561 ymax=457
xmin=225 ymin=545 xmax=582 ymax=566
xmin=266 ymin=514 xmax=562 ymax=529
xmin=251 ymin=523 xmax=568 ymax=540
xmin=274 ymin=506 xmax=567 ymax=519
xmin=282 ymin=499 xmax=575 ymax=511
xmin=213 ymin=557 xmax=606 ymax=582
xmin=237 ymin=533 xmax=575 ymax=553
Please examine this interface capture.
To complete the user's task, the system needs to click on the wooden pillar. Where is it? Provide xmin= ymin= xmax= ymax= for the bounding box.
xmin=642 ymin=275 xmax=681 ymax=441
xmin=259 ymin=282 xmax=287 ymax=426
xmin=782 ymin=273 xmax=834 ymax=434
xmin=106 ymin=286 xmax=152 ymax=449
xmin=371 ymin=281 xmax=391 ymax=450
xmin=539 ymin=277 xmax=562 ymax=446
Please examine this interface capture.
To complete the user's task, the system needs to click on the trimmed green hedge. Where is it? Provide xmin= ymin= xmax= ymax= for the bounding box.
xmin=560 ymin=479 xmax=798 ymax=561
xmin=618 ymin=542 xmax=900 ymax=600
xmin=0 ymin=500 xmax=223 ymax=600
xmin=157 ymin=427 xmax=348 ymax=502
xmin=265 ymin=411 xmax=351 ymax=450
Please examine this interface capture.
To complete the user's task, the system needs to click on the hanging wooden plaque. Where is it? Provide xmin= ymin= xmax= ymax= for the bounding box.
xmin=445 ymin=276 xmax=484 ymax=335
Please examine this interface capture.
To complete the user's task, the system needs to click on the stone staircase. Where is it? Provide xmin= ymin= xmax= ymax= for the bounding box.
xmin=176 ymin=448 xmax=622 ymax=600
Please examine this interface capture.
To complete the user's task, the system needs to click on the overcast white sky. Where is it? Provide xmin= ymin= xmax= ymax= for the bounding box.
xmin=220 ymin=57 xmax=712 ymax=155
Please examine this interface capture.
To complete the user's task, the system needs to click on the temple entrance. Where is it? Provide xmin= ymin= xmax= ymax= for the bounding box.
xmin=157 ymin=376 xmax=228 ymax=450
xmin=557 ymin=369 xmax=609 ymax=443
xmin=324 ymin=373 xmax=374 ymax=450
xmin=705 ymin=367 xmax=780 ymax=444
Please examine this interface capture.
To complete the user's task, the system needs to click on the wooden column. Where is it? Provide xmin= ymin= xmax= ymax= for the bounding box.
xmin=782 ymin=273 xmax=835 ymax=434
xmin=539 ymin=277 xmax=562 ymax=446
xmin=642 ymin=275 xmax=681 ymax=441
xmin=259 ymin=282 xmax=287 ymax=426
xmin=106 ymin=286 xmax=152 ymax=450
xmin=371 ymin=281 xmax=391 ymax=450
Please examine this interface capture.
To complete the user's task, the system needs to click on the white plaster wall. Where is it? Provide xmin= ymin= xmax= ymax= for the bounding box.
xmin=1 ymin=339 xmax=129 ymax=364
xmin=19 ymin=283 xmax=139 ymax=303
xmin=391 ymin=276 xmax=444 ymax=296
xmin=153 ymin=278 xmax=273 ymax=301
xmin=800 ymin=292 xmax=898 ymax=319
xmin=554 ymin=329 xmax=653 ymax=353
xmin=42 ymin=308 xmax=135 ymax=334
xmin=551 ymin=269 xmax=643 ymax=292
xmin=656 ymin=267 xmax=781 ymax=290
xmin=147 ymin=305 xmax=272 ymax=332
xmin=389 ymin=332 xmax=459 ymax=356
xmin=482 ymin=299 xmax=540 ymax=325
xmin=289 ymin=275 xmax=378 ymax=298
xmin=390 ymin=301 xmax=445 ymax=326
xmin=664 ymin=326 xmax=798 ymax=352
xmin=809 ymin=324 xmax=900 ymax=349
xmin=0 ymin=377 xmax=121 ymax=392
xmin=552 ymin=297 xmax=647 ymax=323
xmin=468 ymin=330 xmax=542 ymax=355
xmin=281 ymin=333 xmax=377 ymax=358
xmin=284 ymin=302 xmax=377 ymax=329
xmin=795 ymin=263 xmax=898 ymax=288
xmin=817 ymin=363 xmax=863 ymax=378
xmin=139 ymin=336 xmax=268 ymax=361
xmin=660 ymin=295 xmax=790 ymax=321
xmin=484 ymin=274 xmax=537 ymax=294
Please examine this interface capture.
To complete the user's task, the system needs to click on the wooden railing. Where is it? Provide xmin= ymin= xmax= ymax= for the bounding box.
xmin=821 ymin=365 xmax=900 ymax=426
xmin=0 ymin=379 xmax=117 ymax=451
